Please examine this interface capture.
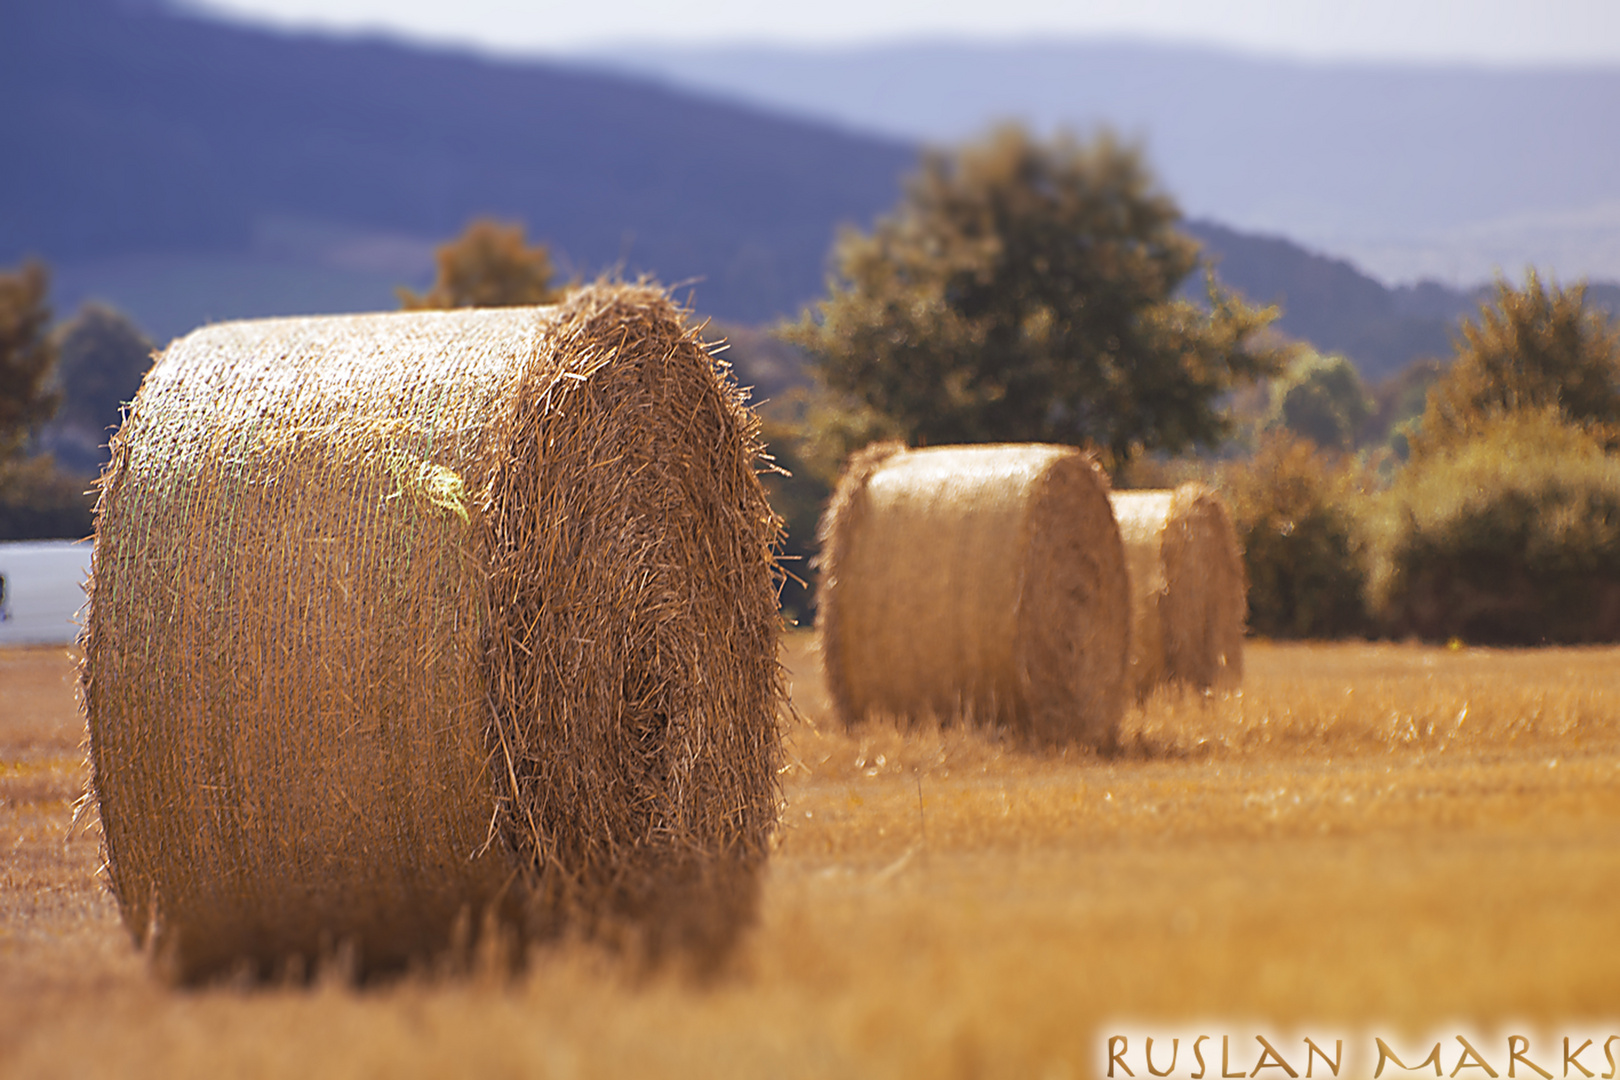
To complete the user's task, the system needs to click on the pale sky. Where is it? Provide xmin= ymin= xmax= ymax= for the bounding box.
xmin=184 ymin=0 xmax=1620 ymax=65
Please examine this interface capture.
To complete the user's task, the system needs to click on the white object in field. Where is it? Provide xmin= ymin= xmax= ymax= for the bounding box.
xmin=0 ymin=540 xmax=92 ymax=646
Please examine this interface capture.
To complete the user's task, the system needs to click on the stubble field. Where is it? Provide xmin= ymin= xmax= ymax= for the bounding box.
xmin=3 ymin=632 xmax=1620 ymax=1078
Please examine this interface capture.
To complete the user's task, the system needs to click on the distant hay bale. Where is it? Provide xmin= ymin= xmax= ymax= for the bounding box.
xmin=82 ymin=284 xmax=782 ymax=982
xmin=1110 ymin=484 xmax=1246 ymax=697
xmin=816 ymin=443 xmax=1130 ymax=747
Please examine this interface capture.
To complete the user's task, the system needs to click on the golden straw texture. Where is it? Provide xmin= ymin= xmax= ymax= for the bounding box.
xmin=1110 ymin=483 xmax=1246 ymax=697
xmin=82 ymin=284 xmax=782 ymax=982
xmin=816 ymin=443 xmax=1129 ymax=747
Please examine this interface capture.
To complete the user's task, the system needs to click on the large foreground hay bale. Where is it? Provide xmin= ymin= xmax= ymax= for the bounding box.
xmin=1110 ymin=484 xmax=1246 ymax=697
xmin=83 ymin=285 xmax=782 ymax=982
xmin=816 ymin=443 xmax=1129 ymax=746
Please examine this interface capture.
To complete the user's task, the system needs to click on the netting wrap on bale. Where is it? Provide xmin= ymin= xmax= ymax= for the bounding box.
xmin=82 ymin=285 xmax=783 ymax=982
xmin=815 ymin=443 xmax=1129 ymax=747
xmin=1110 ymin=484 xmax=1246 ymax=697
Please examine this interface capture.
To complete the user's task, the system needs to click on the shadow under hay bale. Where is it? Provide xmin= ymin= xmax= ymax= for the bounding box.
xmin=815 ymin=443 xmax=1129 ymax=748
xmin=82 ymin=284 xmax=783 ymax=983
xmin=1111 ymin=484 xmax=1246 ymax=698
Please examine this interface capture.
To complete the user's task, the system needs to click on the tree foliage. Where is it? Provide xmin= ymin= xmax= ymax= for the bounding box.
xmin=0 ymin=261 xmax=60 ymax=466
xmin=1374 ymin=409 xmax=1620 ymax=644
xmin=399 ymin=218 xmax=563 ymax=309
xmin=1222 ymin=432 xmax=1370 ymax=639
xmin=756 ymin=390 xmax=901 ymax=621
xmin=1270 ymin=350 xmax=1372 ymax=452
xmin=41 ymin=303 xmax=154 ymax=473
xmin=783 ymin=125 xmax=1286 ymax=466
xmin=53 ymin=303 xmax=152 ymax=434
xmin=1418 ymin=270 xmax=1620 ymax=454
xmin=1367 ymin=357 xmax=1445 ymax=463
xmin=0 ymin=454 xmax=94 ymax=541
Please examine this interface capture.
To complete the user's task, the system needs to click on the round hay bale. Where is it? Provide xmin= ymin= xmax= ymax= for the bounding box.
xmin=1109 ymin=483 xmax=1246 ymax=697
xmin=82 ymin=284 xmax=783 ymax=982
xmin=816 ymin=443 xmax=1130 ymax=747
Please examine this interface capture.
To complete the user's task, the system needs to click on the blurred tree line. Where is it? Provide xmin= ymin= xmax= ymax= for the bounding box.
xmin=765 ymin=123 xmax=1620 ymax=643
xmin=13 ymin=159 xmax=1620 ymax=643
xmin=0 ymin=218 xmax=561 ymax=541
xmin=1168 ymin=272 xmax=1620 ymax=643
xmin=0 ymin=261 xmax=153 ymax=540
xmin=767 ymin=125 xmax=1287 ymax=621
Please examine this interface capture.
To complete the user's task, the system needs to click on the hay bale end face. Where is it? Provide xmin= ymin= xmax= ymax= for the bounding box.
xmin=83 ymin=284 xmax=783 ymax=982
xmin=816 ymin=443 xmax=1130 ymax=747
xmin=1110 ymin=484 xmax=1246 ymax=697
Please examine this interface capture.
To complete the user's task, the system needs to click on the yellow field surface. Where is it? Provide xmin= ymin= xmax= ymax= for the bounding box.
xmin=3 ymin=634 xmax=1620 ymax=1078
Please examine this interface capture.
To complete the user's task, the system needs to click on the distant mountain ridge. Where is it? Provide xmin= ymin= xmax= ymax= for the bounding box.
xmin=1 ymin=0 xmax=913 ymax=327
xmin=1186 ymin=221 xmax=1620 ymax=379
xmin=597 ymin=40 xmax=1620 ymax=287
xmin=5 ymin=0 xmax=1617 ymax=386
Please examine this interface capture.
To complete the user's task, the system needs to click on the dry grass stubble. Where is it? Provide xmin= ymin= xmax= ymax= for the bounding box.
xmin=4 ymin=635 xmax=1620 ymax=1076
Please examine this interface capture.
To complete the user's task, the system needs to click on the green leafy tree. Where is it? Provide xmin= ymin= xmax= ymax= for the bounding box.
xmin=53 ymin=303 xmax=153 ymax=433
xmin=1418 ymin=270 xmax=1620 ymax=454
xmin=45 ymin=303 xmax=153 ymax=472
xmin=783 ymin=125 xmax=1286 ymax=467
xmin=399 ymin=218 xmax=563 ymax=309
xmin=0 ymin=260 xmax=60 ymax=466
xmin=1373 ymin=408 xmax=1620 ymax=644
xmin=0 ymin=454 xmax=94 ymax=540
xmin=1270 ymin=350 xmax=1372 ymax=452
xmin=1223 ymin=432 xmax=1371 ymax=639
xmin=757 ymin=391 xmax=901 ymax=621
xmin=1367 ymin=357 xmax=1445 ymax=463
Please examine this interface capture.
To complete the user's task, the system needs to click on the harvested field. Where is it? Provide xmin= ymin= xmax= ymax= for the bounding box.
xmin=5 ymin=634 xmax=1620 ymax=1077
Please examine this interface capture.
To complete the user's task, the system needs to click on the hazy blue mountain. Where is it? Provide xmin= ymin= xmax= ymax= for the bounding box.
xmin=595 ymin=40 xmax=1620 ymax=287
xmin=1 ymin=0 xmax=914 ymax=333
xmin=6 ymin=0 xmax=1614 ymax=389
xmin=1186 ymin=219 xmax=1620 ymax=379
xmin=1185 ymin=220 xmax=1459 ymax=380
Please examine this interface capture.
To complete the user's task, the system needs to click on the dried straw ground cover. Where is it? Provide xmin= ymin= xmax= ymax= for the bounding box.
xmin=7 ymin=635 xmax=1620 ymax=1078
xmin=82 ymin=285 xmax=782 ymax=982
xmin=1110 ymin=484 xmax=1246 ymax=697
xmin=817 ymin=443 xmax=1130 ymax=746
